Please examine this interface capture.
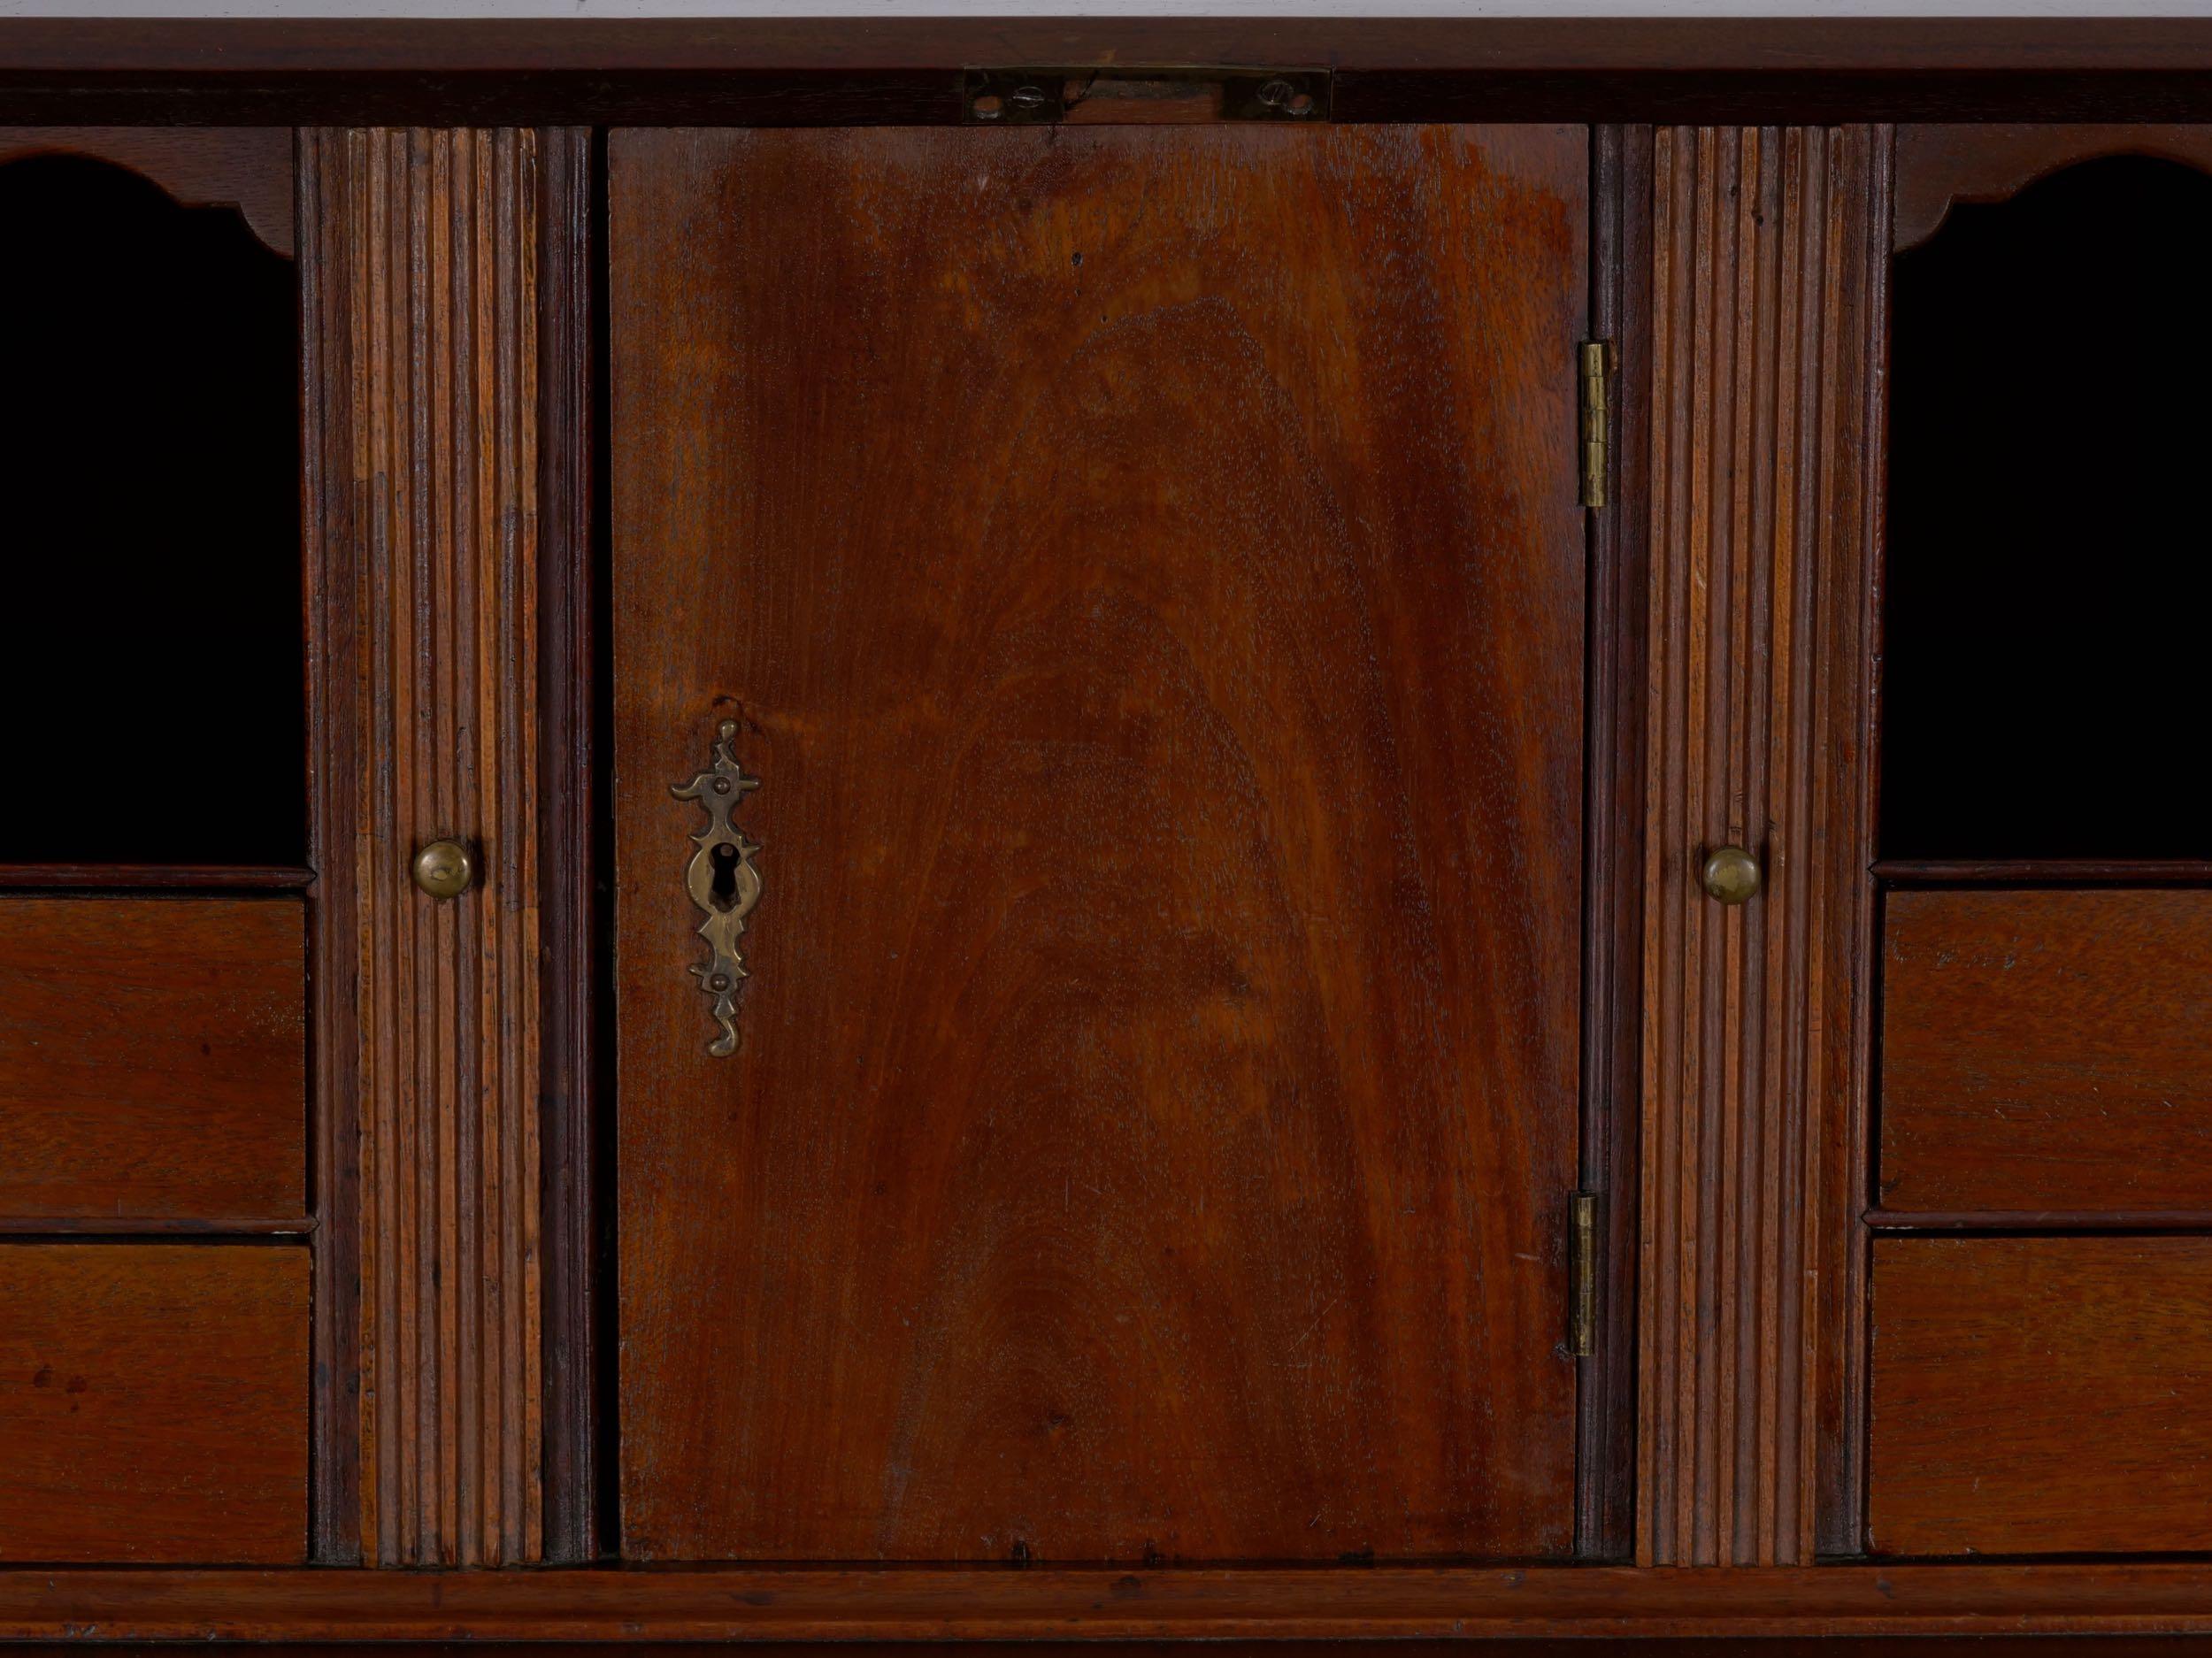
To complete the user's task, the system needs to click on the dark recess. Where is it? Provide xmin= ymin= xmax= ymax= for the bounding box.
xmin=0 ymin=153 xmax=303 ymax=866
xmin=1882 ymin=155 xmax=2212 ymax=860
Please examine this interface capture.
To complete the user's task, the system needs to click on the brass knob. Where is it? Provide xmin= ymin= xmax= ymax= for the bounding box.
xmin=411 ymin=839 xmax=474 ymax=900
xmin=1701 ymin=845 xmax=1763 ymax=906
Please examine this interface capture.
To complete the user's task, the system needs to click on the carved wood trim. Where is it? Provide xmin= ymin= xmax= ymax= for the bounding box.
xmin=1894 ymin=123 xmax=2212 ymax=252
xmin=303 ymin=126 xmax=549 ymax=1568
xmin=0 ymin=127 xmax=292 ymax=255
xmin=1637 ymin=124 xmax=1886 ymax=1567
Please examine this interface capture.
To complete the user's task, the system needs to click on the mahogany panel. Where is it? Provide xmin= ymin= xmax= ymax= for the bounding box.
xmin=1638 ymin=126 xmax=1886 ymax=1566
xmin=612 ymin=125 xmax=1587 ymax=1562
xmin=0 ymin=897 xmax=304 ymax=1222
xmin=1880 ymin=889 xmax=2212 ymax=1213
xmin=1870 ymin=1236 xmax=2212 ymax=1555
xmin=23 ymin=1563 xmax=2212 ymax=1640
xmin=0 ymin=1244 xmax=307 ymax=1563
xmin=300 ymin=126 xmax=548 ymax=1567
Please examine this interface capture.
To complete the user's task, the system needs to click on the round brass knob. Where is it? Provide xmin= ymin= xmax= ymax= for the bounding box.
xmin=1701 ymin=845 xmax=1763 ymax=906
xmin=411 ymin=839 xmax=474 ymax=900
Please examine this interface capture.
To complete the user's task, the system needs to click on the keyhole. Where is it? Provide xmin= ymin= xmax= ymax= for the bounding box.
xmin=709 ymin=841 xmax=741 ymax=910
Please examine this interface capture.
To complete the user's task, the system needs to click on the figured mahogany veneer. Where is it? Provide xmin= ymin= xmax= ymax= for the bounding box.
xmin=0 ymin=897 xmax=304 ymax=1223
xmin=1870 ymin=1236 xmax=2212 ymax=1555
xmin=1880 ymin=889 xmax=2212 ymax=1214
xmin=612 ymin=123 xmax=1588 ymax=1563
xmin=0 ymin=1244 xmax=308 ymax=1563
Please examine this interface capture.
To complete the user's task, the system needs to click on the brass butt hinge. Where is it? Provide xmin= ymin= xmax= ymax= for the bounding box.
xmin=1569 ymin=1191 xmax=1601 ymax=1358
xmin=1578 ymin=341 xmax=1612 ymax=510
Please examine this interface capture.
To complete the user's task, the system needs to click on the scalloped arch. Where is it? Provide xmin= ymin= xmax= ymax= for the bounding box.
xmin=1895 ymin=124 xmax=2212 ymax=254
xmin=0 ymin=127 xmax=291 ymax=256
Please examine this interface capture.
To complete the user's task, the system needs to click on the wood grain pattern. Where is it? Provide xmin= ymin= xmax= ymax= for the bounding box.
xmin=0 ymin=898 xmax=304 ymax=1223
xmin=17 ymin=20 xmax=2212 ymax=127
xmin=0 ymin=126 xmax=292 ymax=254
xmin=1870 ymin=1236 xmax=2212 ymax=1554
xmin=1894 ymin=124 xmax=2212 ymax=251
xmin=1638 ymin=125 xmax=1886 ymax=1566
xmin=1880 ymin=889 xmax=2212 ymax=1213
xmin=27 ymin=1562 xmax=2212 ymax=1639
xmin=301 ymin=126 xmax=544 ymax=1567
xmin=0 ymin=1244 xmax=307 ymax=1563
xmin=612 ymin=125 xmax=1587 ymax=1562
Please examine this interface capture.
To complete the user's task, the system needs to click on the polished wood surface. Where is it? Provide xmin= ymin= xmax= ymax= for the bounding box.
xmin=23 ymin=1563 xmax=2212 ymax=1640
xmin=1894 ymin=124 xmax=2212 ymax=251
xmin=613 ymin=124 xmax=1586 ymax=1562
xmin=0 ymin=897 xmax=303 ymax=1222
xmin=0 ymin=126 xmax=291 ymax=254
xmin=1880 ymin=889 xmax=2212 ymax=1213
xmin=1870 ymin=1236 xmax=2212 ymax=1554
xmin=12 ymin=20 xmax=2212 ymax=126
xmin=0 ymin=1244 xmax=307 ymax=1563
xmin=301 ymin=126 xmax=546 ymax=1567
xmin=1638 ymin=125 xmax=1886 ymax=1566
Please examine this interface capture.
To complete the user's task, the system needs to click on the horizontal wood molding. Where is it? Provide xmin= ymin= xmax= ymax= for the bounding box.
xmin=12 ymin=24 xmax=2212 ymax=124
xmin=1638 ymin=124 xmax=1885 ymax=1566
xmin=17 ymin=1565 xmax=2212 ymax=1640
xmin=303 ymin=125 xmax=547 ymax=1568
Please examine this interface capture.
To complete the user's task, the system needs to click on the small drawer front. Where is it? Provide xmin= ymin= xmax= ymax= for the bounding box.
xmin=1870 ymin=1235 xmax=2212 ymax=1554
xmin=1880 ymin=888 xmax=2212 ymax=1214
xmin=0 ymin=1244 xmax=308 ymax=1562
xmin=0 ymin=896 xmax=304 ymax=1221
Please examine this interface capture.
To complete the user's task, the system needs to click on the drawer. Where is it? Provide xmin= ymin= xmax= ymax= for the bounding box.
xmin=1879 ymin=888 xmax=2212 ymax=1214
xmin=1870 ymin=1235 xmax=2212 ymax=1554
xmin=0 ymin=896 xmax=305 ymax=1221
xmin=0 ymin=1243 xmax=308 ymax=1562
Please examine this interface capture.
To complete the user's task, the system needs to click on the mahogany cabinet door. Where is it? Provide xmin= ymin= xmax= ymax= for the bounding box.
xmin=611 ymin=125 xmax=1587 ymax=1563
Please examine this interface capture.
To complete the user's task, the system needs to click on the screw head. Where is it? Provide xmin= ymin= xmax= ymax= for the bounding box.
xmin=1256 ymin=77 xmax=1294 ymax=107
xmin=1006 ymin=83 xmax=1050 ymax=114
xmin=707 ymin=973 xmax=733 ymax=993
xmin=712 ymin=776 xmax=733 ymax=794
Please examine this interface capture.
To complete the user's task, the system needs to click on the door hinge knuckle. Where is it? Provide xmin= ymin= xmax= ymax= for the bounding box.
xmin=1569 ymin=1190 xmax=1601 ymax=1358
xmin=1579 ymin=341 xmax=1612 ymax=510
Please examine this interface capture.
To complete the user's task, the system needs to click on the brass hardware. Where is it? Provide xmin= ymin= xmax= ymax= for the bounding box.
xmin=962 ymin=65 xmax=1332 ymax=125
xmin=1701 ymin=845 xmax=1763 ymax=906
xmin=1579 ymin=341 xmax=1611 ymax=509
xmin=411 ymin=839 xmax=474 ymax=900
xmin=672 ymin=718 xmax=764 ymax=1057
xmin=1569 ymin=1192 xmax=1600 ymax=1358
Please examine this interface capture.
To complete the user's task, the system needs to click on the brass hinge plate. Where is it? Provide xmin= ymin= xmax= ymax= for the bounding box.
xmin=963 ymin=65 xmax=1332 ymax=125
xmin=1579 ymin=341 xmax=1612 ymax=510
xmin=1569 ymin=1191 xmax=1601 ymax=1358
